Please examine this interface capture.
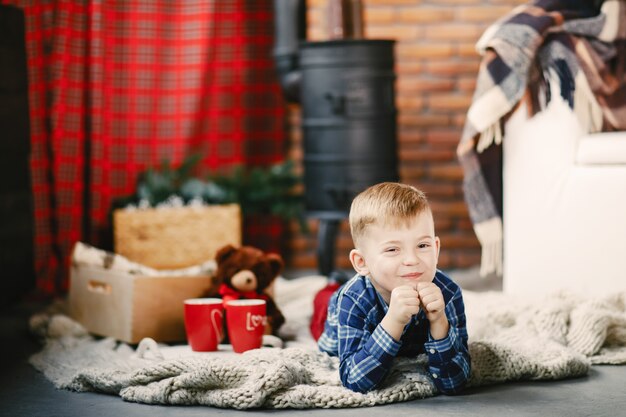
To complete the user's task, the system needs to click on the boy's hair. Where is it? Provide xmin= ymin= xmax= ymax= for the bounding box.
xmin=349 ymin=182 xmax=431 ymax=247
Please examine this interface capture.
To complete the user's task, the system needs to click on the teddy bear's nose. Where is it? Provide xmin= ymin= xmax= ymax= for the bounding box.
xmin=246 ymin=277 xmax=252 ymax=284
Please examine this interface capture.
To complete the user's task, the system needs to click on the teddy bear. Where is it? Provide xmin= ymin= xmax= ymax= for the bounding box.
xmin=212 ymin=244 xmax=286 ymax=337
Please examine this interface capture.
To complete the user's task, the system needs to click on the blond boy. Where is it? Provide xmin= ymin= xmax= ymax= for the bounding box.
xmin=318 ymin=182 xmax=470 ymax=394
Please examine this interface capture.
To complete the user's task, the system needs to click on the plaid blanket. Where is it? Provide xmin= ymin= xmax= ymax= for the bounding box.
xmin=458 ymin=0 xmax=626 ymax=276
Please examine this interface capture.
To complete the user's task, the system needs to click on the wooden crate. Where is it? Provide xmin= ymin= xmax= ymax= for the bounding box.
xmin=69 ymin=264 xmax=216 ymax=344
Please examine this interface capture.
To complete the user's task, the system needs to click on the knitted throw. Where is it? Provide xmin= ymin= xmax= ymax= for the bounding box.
xmin=28 ymin=277 xmax=626 ymax=409
xmin=458 ymin=0 xmax=626 ymax=277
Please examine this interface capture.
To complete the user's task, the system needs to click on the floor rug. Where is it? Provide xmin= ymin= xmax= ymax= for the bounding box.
xmin=29 ymin=276 xmax=626 ymax=409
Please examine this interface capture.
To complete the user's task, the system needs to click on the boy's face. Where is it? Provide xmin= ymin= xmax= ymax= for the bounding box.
xmin=350 ymin=212 xmax=440 ymax=303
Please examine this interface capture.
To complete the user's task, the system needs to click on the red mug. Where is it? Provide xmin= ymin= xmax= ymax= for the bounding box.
xmin=184 ymin=298 xmax=224 ymax=352
xmin=225 ymin=299 xmax=267 ymax=353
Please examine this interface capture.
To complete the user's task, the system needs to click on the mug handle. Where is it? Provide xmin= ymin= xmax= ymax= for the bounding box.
xmin=211 ymin=309 xmax=223 ymax=341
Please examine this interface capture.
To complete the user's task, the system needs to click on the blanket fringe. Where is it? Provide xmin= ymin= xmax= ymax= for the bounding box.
xmin=476 ymin=121 xmax=503 ymax=154
xmin=473 ymin=218 xmax=503 ymax=277
xmin=572 ymin=71 xmax=603 ymax=133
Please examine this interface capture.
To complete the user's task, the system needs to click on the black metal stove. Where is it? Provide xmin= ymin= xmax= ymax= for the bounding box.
xmin=274 ymin=1 xmax=399 ymax=278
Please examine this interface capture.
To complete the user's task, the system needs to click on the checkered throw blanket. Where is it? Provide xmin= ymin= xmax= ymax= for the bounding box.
xmin=458 ymin=0 xmax=626 ymax=276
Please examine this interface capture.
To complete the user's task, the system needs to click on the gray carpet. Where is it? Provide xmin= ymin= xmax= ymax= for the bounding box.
xmin=1 ymin=268 xmax=625 ymax=417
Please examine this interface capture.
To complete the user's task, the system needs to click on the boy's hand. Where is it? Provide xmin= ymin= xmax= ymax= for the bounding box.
xmin=381 ymin=285 xmax=420 ymax=341
xmin=388 ymin=285 xmax=421 ymax=324
xmin=416 ymin=282 xmax=449 ymax=340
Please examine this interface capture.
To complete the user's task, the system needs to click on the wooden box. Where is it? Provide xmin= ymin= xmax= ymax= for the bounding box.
xmin=113 ymin=204 xmax=241 ymax=269
xmin=69 ymin=264 xmax=216 ymax=344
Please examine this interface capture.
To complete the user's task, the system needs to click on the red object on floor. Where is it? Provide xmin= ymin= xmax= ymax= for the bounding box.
xmin=310 ymin=281 xmax=341 ymax=341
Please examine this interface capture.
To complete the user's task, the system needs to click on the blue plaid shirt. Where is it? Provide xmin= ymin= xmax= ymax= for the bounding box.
xmin=318 ymin=270 xmax=471 ymax=394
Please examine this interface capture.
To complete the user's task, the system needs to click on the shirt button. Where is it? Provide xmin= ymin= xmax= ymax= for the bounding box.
xmin=432 ymin=373 xmax=438 ymax=379
xmin=429 ymin=348 xmax=436 ymax=354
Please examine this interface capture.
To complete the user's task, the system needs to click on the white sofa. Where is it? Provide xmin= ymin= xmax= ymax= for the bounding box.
xmin=503 ymin=94 xmax=626 ymax=296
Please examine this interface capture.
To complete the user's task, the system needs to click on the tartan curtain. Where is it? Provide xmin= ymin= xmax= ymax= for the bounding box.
xmin=4 ymin=0 xmax=285 ymax=295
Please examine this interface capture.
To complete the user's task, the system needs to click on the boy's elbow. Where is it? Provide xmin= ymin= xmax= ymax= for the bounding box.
xmin=435 ymin=375 xmax=469 ymax=395
xmin=435 ymin=359 xmax=471 ymax=395
xmin=437 ymin=383 xmax=467 ymax=396
xmin=340 ymin=371 xmax=377 ymax=393
xmin=345 ymin=383 xmax=371 ymax=394
xmin=341 ymin=376 xmax=375 ymax=394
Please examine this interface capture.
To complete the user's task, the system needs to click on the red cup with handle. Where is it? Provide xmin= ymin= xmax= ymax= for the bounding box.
xmin=225 ymin=299 xmax=267 ymax=353
xmin=184 ymin=298 xmax=224 ymax=352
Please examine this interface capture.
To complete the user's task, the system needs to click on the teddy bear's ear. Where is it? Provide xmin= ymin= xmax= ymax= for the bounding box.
xmin=266 ymin=253 xmax=284 ymax=277
xmin=215 ymin=244 xmax=238 ymax=264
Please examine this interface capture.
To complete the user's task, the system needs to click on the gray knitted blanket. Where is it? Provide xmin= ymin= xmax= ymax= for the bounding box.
xmin=29 ymin=278 xmax=626 ymax=409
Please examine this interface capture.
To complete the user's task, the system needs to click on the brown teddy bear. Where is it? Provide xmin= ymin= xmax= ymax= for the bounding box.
xmin=213 ymin=244 xmax=286 ymax=337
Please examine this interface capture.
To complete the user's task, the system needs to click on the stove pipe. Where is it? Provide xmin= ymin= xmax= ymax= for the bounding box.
xmin=273 ymin=1 xmax=399 ymax=277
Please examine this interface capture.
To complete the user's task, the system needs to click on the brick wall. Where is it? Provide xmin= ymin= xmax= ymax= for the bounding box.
xmin=284 ymin=0 xmax=526 ymax=272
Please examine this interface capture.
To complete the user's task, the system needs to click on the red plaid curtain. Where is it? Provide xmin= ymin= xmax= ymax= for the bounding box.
xmin=4 ymin=0 xmax=285 ymax=296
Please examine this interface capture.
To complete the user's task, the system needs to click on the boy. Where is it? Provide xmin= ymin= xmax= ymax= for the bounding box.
xmin=318 ymin=182 xmax=471 ymax=394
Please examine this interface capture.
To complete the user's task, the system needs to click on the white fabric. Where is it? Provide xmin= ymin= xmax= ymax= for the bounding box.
xmin=576 ymin=132 xmax=626 ymax=165
xmin=503 ymin=94 xmax=626 ymax=296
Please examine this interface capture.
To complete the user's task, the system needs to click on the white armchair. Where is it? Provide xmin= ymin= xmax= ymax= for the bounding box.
xmin=503 ymin=94 xmax=626 ymax=296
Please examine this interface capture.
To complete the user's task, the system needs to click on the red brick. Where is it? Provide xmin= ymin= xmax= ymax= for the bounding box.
xmin=367 ymin=25 xmax=421 ymax=40
xmin=364 ymin=7 xmax=396 ymax=24
xmin=287 ymin=236 xmax=314 ymax=251
xmin=438 ymin=233 xmax=481 ymax=249
xmin=289 ymin=254 xmax=319 ymax=270
xmin=398 ymin=130 xmax=425 ymax=144
xmin=399 ymin=147 xmax=456 ymax=162
xmin=366 ymin=0 xmax=424 ymax=4
xmin=457 ymin=42 xmax=480 ymax=58
xmin=457 ymin=218 xmax=475 ymax=231
xmin=396 ymin=95 xmax=425 ymax=110
xmin=398 ymin=165 xmax=426 ymax=180
xmin=456 ymin=6 xmax=514 ymax=22
xmin=428 ymin=93 xmax=473 ymax=111
xmin=490 ymin=0 xmax=527 ymax=4
xmin=396 ymin=8 xmax=454 ymax=23
xmin=396 ymin=61 xmax=424 ymax=75
xmin=335 ymin=256 xmax=353 ymax=270
xmin=397 ymin=43 xmax=455 ymax=59
xmin=436 ymin=0 xmax=487 ymax=4
xmin=398 ymin=77 xmax=455 ymax=93
xmin=399 ymin=113 xmax=452 ymax=127
xmin=308 ymin=7 xmax=323 ymax=26
xmin=453 ymin=113 xmax=467 ymax=127
xmin=289 ymin=219 xmax=318 ymax=234
xmin=434 ymin=217 xmax=454 ymax=232
xmin=429 ymin=199 xmax=469 ymax=216
xmin=337 ymin=235 xmax=355 ymax=251
xmin=308 ymin=28 xmax=325 ymax=41
xmin=428 ymin=164 xmax=465 ymax=181
xmin=420 ymin=183 xmax=458 ymax=199
xmin=457 ymin=76 xmax=477 ymax=92
xmin=306 ymin=0 xmax=325 ymax=7
xmin=424 ymin=24 xmax=483 ymax=41
xmin=425 ymin=59 xmax=481 ymax=76
xmin=437 ymin=251 xmax=452 ymax=268
xmin=288 ymin=147 xmax=303 ymax=162
xmin=453 ymin=250 xmax=481 ymax=268
xmin=288 ymin=107 xmax=301 ymax=124
xmin=424 ymin=128 xmax=462 ymax=146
